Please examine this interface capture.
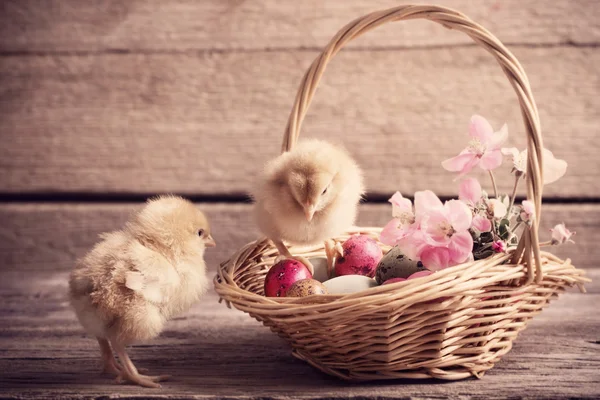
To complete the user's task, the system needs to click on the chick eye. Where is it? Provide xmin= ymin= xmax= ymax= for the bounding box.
xmin=198 ymin=229 xmax=205 ymax=237
xmin=322 ymin=187 xmax=328 ymax=195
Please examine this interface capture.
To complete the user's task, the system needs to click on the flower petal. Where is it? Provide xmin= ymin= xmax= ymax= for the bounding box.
xmin=445 ymin=200 xmax=472 ymax=232
xmin=414 ymin=190 xmax=444 ymax=221
xmin=550 ymin=223 xmax=575 ymax=244
xmin=448 ymin=231 xmax=474 ymax=263
xmin=472 ymin=215 xmax=492 ymax=232
xmin=419 ymin=246 xmax=451 ymax=271
xmin=397 ymin=230 xmax=428 ymax=260
xmin=459 ymin=178 xmax=482 ymax=205
xmin=501 ymin=147 xmax=520 ymax=158
xmin=379 ymin=218 xmax=404 ymax=246
xmin=469 ymin=115 xmax=494 ymax=142
xmin=489 ymin=198 xmax=508 ymax=219
xmin=389 ymin=191 xmax=413 ymax=218
xmin=420 ymin=211 xmax=452 ymax=246
xmin=520 ymin=200 xmax=535 ymax=222
xmin=488 ymin=123 xmax=508 ymax=149
xmin=478 ymin=149 xmax=503 ymax=170
xmin=542 ymin=148 xmax=568 ymax=184
xmin=442 ymin=152 xmax=478 ymax=173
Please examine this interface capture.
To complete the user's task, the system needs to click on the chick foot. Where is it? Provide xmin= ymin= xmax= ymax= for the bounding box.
xmin=273 ymin=240 xmax=314 ymax=274
xmin=116 ymin=372 xmax=170 ymax=388
xmin=97 ymin=338 xmax=121 ymax=375
xmin=111 ymin=341 xmax=168 ymax=388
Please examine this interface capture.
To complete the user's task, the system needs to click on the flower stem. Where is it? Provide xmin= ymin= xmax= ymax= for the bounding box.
xmin=508 ymin=174 xmax=521 ymax=213
xmin=511 ymin=221 xmax=523 ymax=233
xmin=488 ymin=170 xmax=499 ymax=198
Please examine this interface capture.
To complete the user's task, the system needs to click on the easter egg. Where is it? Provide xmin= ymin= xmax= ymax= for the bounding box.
xmin=375 ymin=246 xmax=427 ymax=285
xmin=335 ymin=235 xmax=383 ymax=278
xmin=382 ymin=277 xmax=407 ymax=285
xmin=309 ymin=257 xmax=332 ymax=283
xmin=286 ymin=279 xmax=328 ymax=297
xmin=264 ymin=259 xmax=313 ymax=297
xmin=407 ymin=270 xmax=433 ymax=280
xmin=322 ymin=275 xmax=378 ymax=295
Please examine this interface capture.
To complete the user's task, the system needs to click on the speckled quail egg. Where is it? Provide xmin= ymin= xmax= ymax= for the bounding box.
xmin=375 ymin=246 xmax=427 ymax=285
xmin=286 ymin=279 xmax=328 ymax=297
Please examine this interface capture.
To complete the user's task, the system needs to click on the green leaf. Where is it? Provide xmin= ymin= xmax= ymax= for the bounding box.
xmin=498 ymin=219 xmax=511 ymax=241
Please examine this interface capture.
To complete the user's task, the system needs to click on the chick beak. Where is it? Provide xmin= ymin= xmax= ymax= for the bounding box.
xmin=304 ymin=204 xmax=316 ymax=221
xmin=204 ymin=234 xmax=216 ymax=248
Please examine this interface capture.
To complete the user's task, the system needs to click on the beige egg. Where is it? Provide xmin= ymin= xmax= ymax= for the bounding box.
xmin=322 ymin=275 xmax=378 ymax=294
xmin=286 ymin=279 xmax=328 ymax=297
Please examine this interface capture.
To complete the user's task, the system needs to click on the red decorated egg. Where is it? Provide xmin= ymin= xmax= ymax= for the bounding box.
xmin=335 ymin=235 xmax=383 ymax=278
xmin=264 ymin=259 xmax=312 ymax=297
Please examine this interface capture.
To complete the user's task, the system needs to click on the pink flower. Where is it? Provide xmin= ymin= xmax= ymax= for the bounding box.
xmin=442 ymin=115 xmax=508 ymax=177
xmin=390 ymin=191 xmax=413 ymax=218
xmin=501 ymin=147 xmax=568 ymax=185
xmin=472 ymin=215 xmax=492 ymax=232
xmin=459 ymin=178 xmax=482 ymax=205
xmin=383 ymin=191 xmax=476 ymax=271
xmin=492 ymin=240 xmax=506 ymax=253
xmin=382 ymin=190 xmax=443 ymax=257
xmin=520 ymin=200 xmax=535 ymax=222
xmin=418 ymin=199 xmax=473 ymax=270
xmin=419 ymin=247 xmax=452 ymax=271
xmin=380 ymin=192 xmax=417 ymax=246
xmin=550 ymin=223 xmax=575 ymax=245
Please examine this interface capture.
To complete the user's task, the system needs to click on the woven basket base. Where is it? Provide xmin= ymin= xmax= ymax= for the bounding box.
xmin=215 ymin=231 xmax=589 ymax=381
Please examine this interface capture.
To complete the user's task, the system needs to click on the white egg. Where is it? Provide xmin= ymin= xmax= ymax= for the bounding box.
xmin=309 ymin=257 xmax=332 ymax=283
xmin=322 ymin=275 xmax=378 ymax=295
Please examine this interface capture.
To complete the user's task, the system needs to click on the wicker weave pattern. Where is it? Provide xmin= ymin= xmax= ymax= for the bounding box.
xmin=214 ymin=5 xmax=589 ymax=381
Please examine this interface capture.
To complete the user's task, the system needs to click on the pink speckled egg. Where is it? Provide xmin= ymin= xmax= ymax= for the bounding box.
xmin=382 ymin=277 xmax=407 ymax=285
xmin=264 ymin=259 xmax=312 ymax=297
xmin=335 ymin=235 xmax=383 ymax=278
xmin=407 ymin=270 xmax=434 ymax=280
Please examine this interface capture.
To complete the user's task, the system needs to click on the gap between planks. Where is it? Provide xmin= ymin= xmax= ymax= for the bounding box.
xmin=1 ymin=41 xmax=599 ymax=58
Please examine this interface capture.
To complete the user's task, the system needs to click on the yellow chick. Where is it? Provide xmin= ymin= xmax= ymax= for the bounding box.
xmin=252 ymin=139 xmax=364 ymax=270
xmin=68 ymin=196 xmax=215 ymax=388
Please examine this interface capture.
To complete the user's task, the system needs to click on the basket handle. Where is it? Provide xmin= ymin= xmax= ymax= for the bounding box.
xmin=281 ymin=4 xmax=545 ymax=284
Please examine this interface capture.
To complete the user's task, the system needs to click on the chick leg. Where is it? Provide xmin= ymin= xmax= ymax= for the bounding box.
xmin=97 ymin=338 xmax=121 ymax=375
xmin=324 ymin=239 xmax=344 ymax=279
xmin=111 ymin=341 xmax=169 ymax=388
xmin=273 ymin=240 xmax=314 ymax=275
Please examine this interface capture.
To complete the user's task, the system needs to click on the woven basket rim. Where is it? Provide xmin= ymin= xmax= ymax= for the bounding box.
xmin=214 ymin=228 xmax=589 ymax=313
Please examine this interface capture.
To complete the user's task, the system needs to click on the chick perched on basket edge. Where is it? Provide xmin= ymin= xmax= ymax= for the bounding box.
xmin=68 ymin=196 xmax=216 ymax=388
xmin=252 ymin=139 xmax=364 ymax=272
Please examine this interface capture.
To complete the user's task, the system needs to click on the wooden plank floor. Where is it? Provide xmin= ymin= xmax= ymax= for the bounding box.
xmin=1 ymin=269 xmax=598 ymax=400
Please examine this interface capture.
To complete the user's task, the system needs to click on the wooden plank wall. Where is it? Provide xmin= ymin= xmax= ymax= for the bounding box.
xmin=0 ymin=0 xmax=598 ymax=277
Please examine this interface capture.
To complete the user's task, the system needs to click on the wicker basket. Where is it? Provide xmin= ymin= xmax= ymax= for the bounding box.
xmin=214 ymin=4 xmax=590 ymax=381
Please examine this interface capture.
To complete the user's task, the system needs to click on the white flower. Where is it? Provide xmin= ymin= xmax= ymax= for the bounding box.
xmin=550 ymin=223 xmax=575 ymax=245
xmin=520 ymin=200 xmax=535 ymax=222
xmin=501 ymin=147 xmax=567 ymax=184
xmin=488 ymin=197 xmax=509 ymax=220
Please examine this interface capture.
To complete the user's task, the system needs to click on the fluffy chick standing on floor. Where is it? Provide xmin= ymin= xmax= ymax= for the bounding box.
xmin=69 ymin=196 xmax=215 ymax=388
xmin=252 ymin=139 xmax=364 ymax=271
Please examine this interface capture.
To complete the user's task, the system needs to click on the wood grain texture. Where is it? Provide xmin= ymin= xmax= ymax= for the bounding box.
xmin=0 ymin=202 xmax=597 ymax=273
xmin=1 ymin=0 xmax=598 ymax=53
xmin=1 ymin=47 xmax=598 ymax=197
xmin=0 ymin=271 xmax=598 ymax=399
